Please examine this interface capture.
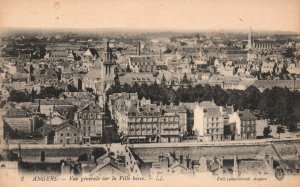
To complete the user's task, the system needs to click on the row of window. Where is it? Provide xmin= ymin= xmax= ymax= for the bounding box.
xmin=206 ymin=129 xmax=223 ymax=134
xmin=78 ymin=114 xmax=102 ymax=119
xmin=60 ymin=133 xmax=77 ymax=137
xmin=129 ymin=127 xmax=157 ymax=131
xmin=206 ymin=117 xmax=220 ymax=122
xmin=128 ymin=117 xmax=179 ymax=122
xmin=241 ymin=126 xmax=256 ymax=132
xmin=241 ymin=120 xmax=255 ymax=125
xmin=206 ymin=123 xmax=220 ymax=127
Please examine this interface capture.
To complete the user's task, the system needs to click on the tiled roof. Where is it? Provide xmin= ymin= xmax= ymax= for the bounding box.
xmin=203 ymin=107 xmax=222 ymax=117
xmin=238 ymin=109 xmax=256 ymax=120
xmin=33 ymin=99 xmax=72 ymax=105
xmin=84 ymin=69 xmax=102 ymax=80
xmin=199 ymin=101 xmax=216 ymax=108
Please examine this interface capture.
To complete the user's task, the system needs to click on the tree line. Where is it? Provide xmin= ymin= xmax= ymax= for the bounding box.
xmin=8 ymin=86 xmax=65 ymax=103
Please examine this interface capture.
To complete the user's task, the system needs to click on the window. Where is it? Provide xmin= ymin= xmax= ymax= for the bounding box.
xmin=207 ymin=129 xmax=210 ymax=134
xmin=74 ymin=134 xmax=76 ymax=136
xmin=61 ymin=133 xmax=63 ymax=137
xmin=60 ymin=139 xmax=63 ymax=143
xmin=67 ymin=133 xmax=70 ymax=136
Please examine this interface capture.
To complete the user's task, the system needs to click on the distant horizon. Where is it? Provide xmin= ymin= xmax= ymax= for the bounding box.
xmin=1 ymin=27 xmax=300 ymax=35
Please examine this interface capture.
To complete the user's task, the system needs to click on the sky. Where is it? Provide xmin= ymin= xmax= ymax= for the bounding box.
xmin=0 ymin=0 xmax=300 ymax=32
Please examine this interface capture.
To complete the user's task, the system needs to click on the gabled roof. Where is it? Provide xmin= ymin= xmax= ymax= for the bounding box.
xmin=199 ymin=101 xmax=216 ymax=108
xmin=78 ymin=104 xmax=102 ymax=112
xmin=83 ymin=48 xmax=99 ymax=58
xmin=168 ymin=161 xmax=188 ymax=171
xmin=45 ymin=115 xmax=65 ymax=125
xmin=204 ymin=107 xmax=222 ymax=117
xmin=55 ymin=120 xmax=80 ymax=131
xmin=90 ymin=156 xmax=126 ymax=176
xmin=84 ymin=69 xmax=102 ymax=80
xmin=128 ymin=104 xmax=138 ymax=114
xmin=238 ymin=109 xmax=256 ymax=120
xmin=35 ymin=123 xmax=57 ymax=132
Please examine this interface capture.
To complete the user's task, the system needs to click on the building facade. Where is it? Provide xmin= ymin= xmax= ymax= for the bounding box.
xmin=228 ymin=109 xmax=257 ymax=140
xmin=76 ymin=105 xmax=105 ymax=144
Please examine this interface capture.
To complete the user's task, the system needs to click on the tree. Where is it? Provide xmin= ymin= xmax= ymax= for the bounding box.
xmin=263 ymin=126 xmax=272 ymax=140
xmin=86 ymin=87 xmax=94 ymax=93
xmin=114 ymin=73 xmax=121 ymax=87
xmin=38 ymin=86 xmax=64 ymax=98
xmin=161 ymin=74 xmax=167 ymax=85
xmin=181 ymin=73 xmax=190 ymax=84
xmin=164 ymin=48 xmax=172 ymax=54
xmin=92 ymin=148 xmax=106 ymax=163
xmin=78 ymin=153 xmax=88 ymax=161
xmin=40 ymin=151 xmax=45 ymax=162
xmin=8 ymin=90 xmax=30 ymax=103
xmin=288 ymin=123 xmax=297 ymax=132
xmin=67 ymin=84 xmax=78 ymax=92
xmin=276 ymin=126 xmax=285 ymax=139
xmin=281 ymin=47 xmax=295 ymax=58
xmin=126 ymin=64 xmax=131 ymax=73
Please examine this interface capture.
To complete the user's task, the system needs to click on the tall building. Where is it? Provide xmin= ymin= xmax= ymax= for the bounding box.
xmin=76 ymin=105 xmax=105 ymax=144
xmin=247 ymin=28 xmax=254 ymax=50
xmin=125 ymin=104 xmax=185 ymax=143
xmin=193 ymin=101 xmax=234 ymax=142
xmin=228 ymin=109 xmax=257 ymax=140
xmin=101 ymin=41 xmax=116 ymax=84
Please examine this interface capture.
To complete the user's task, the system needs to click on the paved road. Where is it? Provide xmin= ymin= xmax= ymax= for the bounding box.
xmin=2 ymin=137 xmax=299 ymax=150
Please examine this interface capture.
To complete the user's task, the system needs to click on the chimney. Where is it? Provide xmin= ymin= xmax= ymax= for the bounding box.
xmin=160 ymin=49 xmax=162 ymax=61
xmin=233 ymin=155 xmax=238 ymax=177
xmin=269 ymin=156 xmax=273 ymax=169
xmin=186 ymin=155 xmax=190 ymax=169
xmin=158 ymin=154 xmax=164 ymax=163
xmin=38 ymin=99 xmax=41 ymax=112
xmin=179 ymin=154 xmax=183 ymax=164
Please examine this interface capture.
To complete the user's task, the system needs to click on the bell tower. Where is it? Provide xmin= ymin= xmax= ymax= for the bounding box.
xmin=102 ymin=40 xmax=116 ymax=83
xmin=247 ymin=28 xmax=254 ymax=50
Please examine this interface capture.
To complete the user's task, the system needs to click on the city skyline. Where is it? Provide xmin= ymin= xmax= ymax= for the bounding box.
xmin=0 ymin=0 xmax=300 ymax=33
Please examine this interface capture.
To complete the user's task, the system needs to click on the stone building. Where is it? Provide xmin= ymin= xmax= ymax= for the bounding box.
xmin=76 ymin=105 xmax=105 ymax=144
xmin=125 ymin=104 xmax=185 ymax=143
xmin=193 ymin=101 xmax=234 ymax=142
xmin=228 ymin=109 xmax=257 ymax=140
xmin=53 ymin=120 xmax=81 ymax=144
xmin=3 ymin=108 xmax=36 ymax=134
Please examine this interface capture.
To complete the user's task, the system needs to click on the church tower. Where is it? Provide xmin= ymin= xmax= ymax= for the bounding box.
xmin=247 ymin=28 xmax=254 ymax=49
xmin=102 ymin=40 xmax=116 ymax=83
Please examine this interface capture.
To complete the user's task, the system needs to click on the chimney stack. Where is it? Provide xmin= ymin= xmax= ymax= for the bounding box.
xmin=180 ymin=154 xmax=183 ymax=164
xmin=186 ymin=155 xmax=190 ymax=169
